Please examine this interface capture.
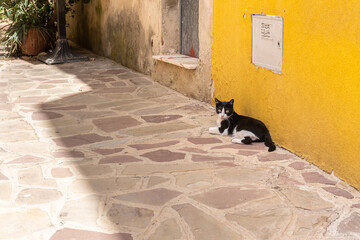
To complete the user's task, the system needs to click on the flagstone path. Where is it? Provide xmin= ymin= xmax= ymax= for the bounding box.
xmin=0 ymin=48 xmax=360 ymax=240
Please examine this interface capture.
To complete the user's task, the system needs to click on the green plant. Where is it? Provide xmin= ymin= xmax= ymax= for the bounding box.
xmin=0 ymin=0 xmax=56 ymax=56
xmin=0 ymin=7 xmax=5 ymax=21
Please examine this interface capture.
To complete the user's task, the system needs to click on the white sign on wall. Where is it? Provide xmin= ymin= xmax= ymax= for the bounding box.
xmin=251 ymin=14 xmax=283 ymax=73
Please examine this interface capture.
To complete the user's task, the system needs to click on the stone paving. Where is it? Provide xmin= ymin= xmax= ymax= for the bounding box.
xmin=1 ymin=49 xmax=360 ymax=240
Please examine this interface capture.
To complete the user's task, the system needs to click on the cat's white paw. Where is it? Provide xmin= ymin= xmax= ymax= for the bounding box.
xmin=232 ymin=138 xmax=244 ymax=144
xmin=209 ymin=127 xmax=220 ymax=135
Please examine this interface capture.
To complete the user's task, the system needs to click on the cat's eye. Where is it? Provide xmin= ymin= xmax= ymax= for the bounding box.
xmin=217 ymin=109 xmax=221 ymax=113
xmin=225 ymin=110 xmax=229 ymax=113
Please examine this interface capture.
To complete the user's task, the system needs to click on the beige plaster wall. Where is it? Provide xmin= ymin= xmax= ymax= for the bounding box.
xmin=67 ymin=0 xmax=161 ymax=74
xmin=67 ymin=0 xmax=213 ymax=102
xmin=152 ymin=0 xmax=213 ymax=102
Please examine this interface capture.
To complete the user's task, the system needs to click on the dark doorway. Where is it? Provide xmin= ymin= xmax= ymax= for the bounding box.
xmin=180 ymin=0 xmax=199 ymax=58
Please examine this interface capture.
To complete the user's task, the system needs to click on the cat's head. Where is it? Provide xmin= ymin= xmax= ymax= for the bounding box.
xmin=215 ymin=98 xmax=234 ymax=119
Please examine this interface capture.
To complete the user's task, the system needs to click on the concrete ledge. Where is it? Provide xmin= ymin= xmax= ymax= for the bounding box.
xmin=153 ymin=54 xmax=199 ymax=70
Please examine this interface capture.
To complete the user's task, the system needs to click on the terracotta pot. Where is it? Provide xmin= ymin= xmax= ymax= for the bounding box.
xmin=21 ymin=28 xmax=48 ymax=56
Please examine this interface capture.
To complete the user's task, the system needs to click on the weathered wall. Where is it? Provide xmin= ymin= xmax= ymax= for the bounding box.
xmin=152 ymin=0 xmax=213 ymax=102
xmin=67 ymin=0 xmax=213 ymax=102
xmin=160 ymin=0 xmax=180 ymax=55
xmin=67 ymin=0 xmax=161 ymax=74
xmin=198 ymin=0 xmax=213 ymax=101
xmin=212 ymin=0 xmax=360 ymax=189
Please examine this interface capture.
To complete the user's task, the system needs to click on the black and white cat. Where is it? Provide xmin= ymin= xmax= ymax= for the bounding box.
xmin=209 ymin=98 xmax=276 ymax=152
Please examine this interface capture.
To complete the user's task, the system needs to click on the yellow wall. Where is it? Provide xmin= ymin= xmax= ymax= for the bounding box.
xmin=212 ymin=0 xmax=360 ymax=190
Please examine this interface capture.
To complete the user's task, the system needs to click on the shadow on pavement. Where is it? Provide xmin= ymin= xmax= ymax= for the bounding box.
xmin=32 ymin=48 xmax=217 ymax=239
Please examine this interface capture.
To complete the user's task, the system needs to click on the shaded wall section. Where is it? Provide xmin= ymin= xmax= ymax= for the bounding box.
xmin=67 ymin=0 xmax=213 ymax=102
xmin=212 ymin=0 xmax=360 ymax=189
xmin=67 ymin=0 xmax=160 ymax=75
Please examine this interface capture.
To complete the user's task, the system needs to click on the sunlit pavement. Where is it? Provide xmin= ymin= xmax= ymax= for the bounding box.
xmin=0 ymin=49 xmax=360 ymax=240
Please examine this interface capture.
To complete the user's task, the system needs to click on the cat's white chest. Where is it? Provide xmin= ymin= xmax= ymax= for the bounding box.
xmin=214 ymin=118 xmax=229 ymax=135
xmin=216 ymin=117 xmax=222 ymax=127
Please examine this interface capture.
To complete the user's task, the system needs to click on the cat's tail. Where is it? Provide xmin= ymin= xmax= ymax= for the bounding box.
xmin=264 ymin=131 xmax=276 ymax=152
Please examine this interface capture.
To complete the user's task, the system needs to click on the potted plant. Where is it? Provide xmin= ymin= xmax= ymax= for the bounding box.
xmin=0 ymin=0 xmax=56 ymax=56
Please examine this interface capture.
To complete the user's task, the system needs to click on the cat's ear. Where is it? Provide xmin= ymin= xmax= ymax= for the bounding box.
xmin=229 ymin=99 xmax=234 ymax=105
xmin=215 ymin=98 xmax=220 ymax=104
